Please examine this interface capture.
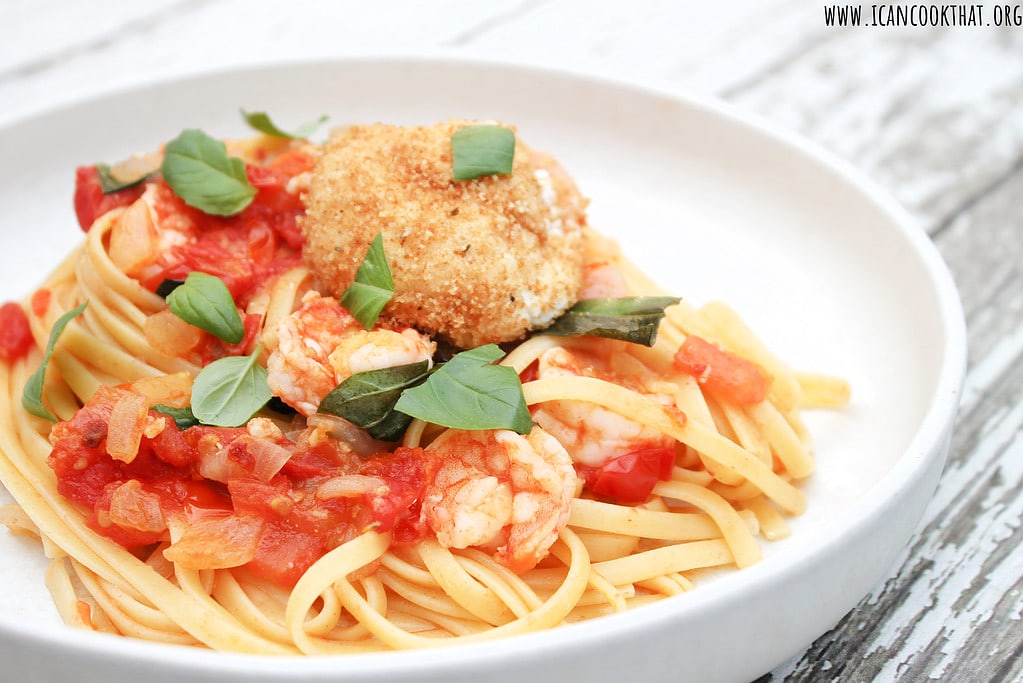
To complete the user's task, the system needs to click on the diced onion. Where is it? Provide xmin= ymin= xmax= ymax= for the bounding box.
xmin=105 ymin=391 xmax=150 ymax=463
xmin=108 ymin=199 xmax=158 ymax=276
xmin=143 ymin=309 xmax=202 ymax=357
xmin=306 ymin=413 xmax=390 ymax=456
xmin=316 ymin=475 xmax=388 ymax=500
xmin=196 ymin=434 xmax=230 ymax=483
xmin=108 ymin=480 xmax=166 ymax=533
xmin=247 ymin=438 xmax=294 ymax=482
xmin=163 ymin=513 xmax=264 ymax=570
xmin=131 ymin=371 xmax=194 ymax=408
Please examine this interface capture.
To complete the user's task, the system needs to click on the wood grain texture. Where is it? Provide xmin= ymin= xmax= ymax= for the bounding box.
xmin=1 ymin=2 xmax=1020 ymax=680
xmin=768 ymin=173 xmax=1023 ymax=680
xmin=744 ymin=25 xmax=1023 ymax=683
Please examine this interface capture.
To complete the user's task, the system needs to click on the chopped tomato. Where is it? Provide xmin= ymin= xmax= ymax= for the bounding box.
xmin=200 ymin=312 xmax=263 ymax=365
xmin=267 ymin=149 xmax=315 ymax=178
xmin=519 ymin=360 xmax=539 ymax=384
xmin=72 ymin=166 xmax=145 ymax=232
xmin=0 ymin=302 xmax=33 ymax=362
xmin=48 ymin=387 xmax=179 ymax=508
xmin=47 ymin=386 xmax=433 ymax=587
xmin=146 ymin=422 xmax=194 ymax=468
xmin=245 ymin=521 xmax=325 ymax=586
xmin=359 ymin=448 xmax=434 ymax=543
xmin=76 ymin=149 xmax=310 ymax=303
xmin=227 ymin=447 xmax=431 ymax=584
xmin=673 ymin=335 xmax=772 ymax=405
xmin=30 ymin=289 xmax=51 ymax=317
xmin=246 ymin=223 xmax=277 ymax=264
xmin=143 ymin=234 xmax=258 ymax=303
xmin=242 ymin=162 xmax=308 ymax=250
xmin=581 ymin=446 xmax=676 ymax=504
xmin=140 ymin=165 xmax=306 ymax=307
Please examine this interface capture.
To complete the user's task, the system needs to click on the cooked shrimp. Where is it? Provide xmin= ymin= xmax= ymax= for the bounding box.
xmin=266 ymin=292 xmax=435 ymax=416
xmin=530 ymin=347 xmax=676 ymax=468
xmin=422 ymin=426 xmax=576 ymax=574
xmin=328 ymin=328 xmax=437 ymax=378
xmin=579 ymin=261 xmax=629 ymax=299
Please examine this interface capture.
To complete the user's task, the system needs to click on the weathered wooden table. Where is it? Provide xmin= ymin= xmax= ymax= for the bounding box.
xmin=1 ymin=2 xmax=1019 ymax=680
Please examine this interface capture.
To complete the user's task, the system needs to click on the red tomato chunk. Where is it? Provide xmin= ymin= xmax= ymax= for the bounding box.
xmin=579 ymin=446 xmax=676 ymax=504
xmin=73 ymin=166 xmax=145 ymax=232
xmin=0 ymin=302 xmax=33 ymax=362
xmin=673 ymin=335 xmax=772 ymax=405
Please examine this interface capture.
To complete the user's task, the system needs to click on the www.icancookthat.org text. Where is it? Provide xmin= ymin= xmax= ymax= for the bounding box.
xmin=824 ymin=4 xmax=1021 ymax=26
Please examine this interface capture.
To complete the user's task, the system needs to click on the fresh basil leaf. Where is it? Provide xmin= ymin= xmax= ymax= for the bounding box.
xmin=241 ymin=109 xmax=328 ymax=140
xmin=319 ymin=360 xmax=431 ymax=441
xmin=451 ymin=125 xmax=515 ymax=180
xmin=190 ymin=347 xmax=271 ymax=427
xmin=161 ymin=129 xmax=256 ymax=216
xmin=166 ymin=272 xmax=244 ymax=344
xmin=394 ymin=344 xmax=531 ymax=434
xmin=443 ymin=343 xmax=505 ymax=367
xmin=543 ymin=296 xmax=681 ymax=347
xmin=152 ymin=404 xmax=199 ymax=430
xmin=155 ymin=278 xmax=185 ymax=299
xmin=340 ymin=233 xmax=394 ymax=330
xmin=22 ymin=302 xmax=88 ymax=422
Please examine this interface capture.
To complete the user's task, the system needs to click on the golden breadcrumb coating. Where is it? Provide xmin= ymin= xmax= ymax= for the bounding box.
xmin=299 ymin=120 xmax=587 ymax=349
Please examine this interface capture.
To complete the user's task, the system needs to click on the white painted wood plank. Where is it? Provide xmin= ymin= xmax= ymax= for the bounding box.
xmin=726 ymin=26 xmax=1023 ymax=234
xmin=0 ymin=0 xmax=195 ymax=70
xmin=0 ymin=0 xmax=535 ymax=123
xmin=0 ymin=0 xmax=842 ymax=127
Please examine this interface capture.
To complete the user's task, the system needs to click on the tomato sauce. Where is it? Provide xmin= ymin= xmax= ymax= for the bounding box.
xmin=72 ymin=150 xmax=313 ymax=309
xmin=55 ymin=146 xmax=445 ymax=586
xmin=48 ymin=386 xmax=432 ymax=586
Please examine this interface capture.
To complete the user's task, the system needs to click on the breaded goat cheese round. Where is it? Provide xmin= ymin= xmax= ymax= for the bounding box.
xmin=300 ymin=120 xmax=587 ymax=349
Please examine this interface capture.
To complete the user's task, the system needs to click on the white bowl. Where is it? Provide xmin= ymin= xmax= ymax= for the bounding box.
xmin=0 ymin=58 xmax=966 ymax=683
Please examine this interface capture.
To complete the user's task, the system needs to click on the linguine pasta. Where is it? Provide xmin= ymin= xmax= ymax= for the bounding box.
xmin=0 ymin=124 xmax=849 ymax=654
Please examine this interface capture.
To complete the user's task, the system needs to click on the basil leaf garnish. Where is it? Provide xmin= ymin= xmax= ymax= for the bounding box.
xmin=22 ymin=301 xmax=88 ymax=422
xmin=451 ymin=125 xmax=515 ymax=180
xmin=543 ymin=296 xmax=681 ymax=347
xmin=161 ymin=129 xmax=256 ymax=216
xmin=340 ymin=233 xmax=394 ymax=330
xmin=319 ymin=360 xmax=431 ymax=441
xmin=190 ymin=346 xmax=271 ymax=427
xmin=241 ymin=109 xmax=328 ymax=140
xmin=153 ymin=404 xmax=199 ymax=430
xmin=166 ymin=272 xmax=244 ymax=344
xmin=394 ymin=344 xmax=531 ymax=434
